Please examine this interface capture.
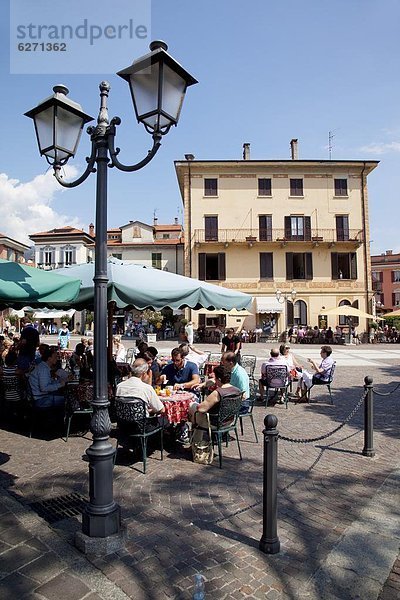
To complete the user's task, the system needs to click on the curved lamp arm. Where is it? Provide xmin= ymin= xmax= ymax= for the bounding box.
xmin=108 ymin=118 xmax=162 ymax=172
xmin=53 ymin=138 xmax=97 ymax=188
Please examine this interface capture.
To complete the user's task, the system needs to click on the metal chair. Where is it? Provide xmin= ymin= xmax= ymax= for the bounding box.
xmin=307 ymin=362 xmax=336 ymax=405
xmin=193 ymin=391 xmax=243 ymax=468
xmin=115 ymin=397 xmax=164 ymax=474
xmin=240 ymin=354 xmax=257 ymax=386
xmin=263 ymin=365 xmax=290 ymax=408
xmin=0 ymin=374 xmax=26 ymax=421
xmin=64 ymin=383 xmax=93 ymax=441
xmin=238 ymin=386 xmax=258 ymax=443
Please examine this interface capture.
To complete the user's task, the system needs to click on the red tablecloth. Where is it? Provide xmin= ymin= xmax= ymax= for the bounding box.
xmin=162 ymin=392 xmax=194 ymax=424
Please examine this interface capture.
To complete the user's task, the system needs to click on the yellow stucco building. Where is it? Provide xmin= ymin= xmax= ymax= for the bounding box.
xmin=175 ymin=143 xmax=379 ymax=334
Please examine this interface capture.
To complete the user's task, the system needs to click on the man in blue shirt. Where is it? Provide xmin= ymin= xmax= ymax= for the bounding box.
xmin=29 ymin=346 xmax=67 ymax=408
xmin=161 ymin=348 xmax=200 ymax=390
xmin=221 ymin=351 xmax=250 ymax=411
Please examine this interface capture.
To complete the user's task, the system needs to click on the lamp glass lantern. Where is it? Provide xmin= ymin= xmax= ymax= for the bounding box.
xmin=117 ymin=41 xmax=198 ymax=135
xmin=25 ymin=85 xmax=93 ymax=164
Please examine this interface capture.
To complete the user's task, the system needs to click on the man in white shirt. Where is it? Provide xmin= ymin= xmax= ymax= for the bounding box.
xmin=178 ymin=343 xmax=208 ymax=369
xmin=116 ymin=358 xmax=165 ymax=416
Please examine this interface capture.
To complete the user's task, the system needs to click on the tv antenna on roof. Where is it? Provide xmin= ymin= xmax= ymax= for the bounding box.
xmin=328 ymin=131 xmax=334 ymax=160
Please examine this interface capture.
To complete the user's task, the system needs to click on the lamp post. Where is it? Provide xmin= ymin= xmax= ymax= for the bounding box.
xmin=275 ymin=289 xmax=297 ymax=334
xmin=275 ymin=289 xmax=297 ymax=304
xmin=26 ymin=41 xmax=197 ymax=548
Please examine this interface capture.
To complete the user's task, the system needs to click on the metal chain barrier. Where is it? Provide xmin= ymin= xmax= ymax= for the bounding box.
xmin=373 ymin=382 xmax=400 ymax=397
xmin=277 ymin=388 xmax=368 ymax=444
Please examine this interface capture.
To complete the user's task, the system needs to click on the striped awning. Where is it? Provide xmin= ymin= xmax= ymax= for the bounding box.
xmin=255 ymin=296 xmax=283 ymax=313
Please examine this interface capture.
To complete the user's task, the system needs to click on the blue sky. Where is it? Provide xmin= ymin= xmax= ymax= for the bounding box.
xmin=0 ymin=0 xmax=399 ymax=255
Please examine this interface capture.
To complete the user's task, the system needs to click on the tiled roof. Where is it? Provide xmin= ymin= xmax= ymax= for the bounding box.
xmin=107 ymin=239 xmax=183 ymax=246
xmin=30 ymin=226 xmax=89 ymax=237
xmin=154 ymin=224 xmax=182 ymax=231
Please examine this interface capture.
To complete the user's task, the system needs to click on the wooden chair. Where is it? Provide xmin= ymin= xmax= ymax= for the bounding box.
xmin=115 ymin=397 xmax=164 ymax=474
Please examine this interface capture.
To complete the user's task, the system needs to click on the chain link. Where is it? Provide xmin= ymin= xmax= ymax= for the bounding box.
xmin=277 ymin=388 xmax=368 ymax=444
xmin=373 ymin=382 xmax=400 ymax=397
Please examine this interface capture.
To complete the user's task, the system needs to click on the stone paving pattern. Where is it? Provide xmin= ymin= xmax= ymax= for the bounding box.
xmin=0 ymin=342 xmax=399 ymax=599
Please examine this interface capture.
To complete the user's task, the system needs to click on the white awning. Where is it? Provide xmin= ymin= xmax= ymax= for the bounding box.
xmin=32 ymin=308 xmax=76 ymax=319
xmin=255 ymin=297 xmax=284 ymax=313
xmin=195 ymin=308 xmax=252 ymax=316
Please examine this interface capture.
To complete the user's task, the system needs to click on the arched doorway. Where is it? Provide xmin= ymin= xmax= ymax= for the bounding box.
xmin=339 ymin=299 xmax=351 ymax=326
xmin=287 ymin=299 xmax=307 ymax=327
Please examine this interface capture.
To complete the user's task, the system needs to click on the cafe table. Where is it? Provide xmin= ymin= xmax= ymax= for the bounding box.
xmin=159 ymin=391 xmax=196 ymax=424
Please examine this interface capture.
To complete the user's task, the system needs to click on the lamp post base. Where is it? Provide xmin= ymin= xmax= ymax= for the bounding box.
xmin=75 ymin=524 xmax=125 ymax=555
xmin=259 ymin=536 xmax=280 ymax=554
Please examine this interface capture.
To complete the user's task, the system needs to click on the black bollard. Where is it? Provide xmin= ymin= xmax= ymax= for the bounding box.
xmin=362 ymin=376 xmax=375 ymax=457
xmin=259 ymin=414 xmax=280 ymax=554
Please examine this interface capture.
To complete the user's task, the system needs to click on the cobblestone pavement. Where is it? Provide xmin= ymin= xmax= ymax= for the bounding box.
xmin=0 ymin=342 xmax=399 ymax=599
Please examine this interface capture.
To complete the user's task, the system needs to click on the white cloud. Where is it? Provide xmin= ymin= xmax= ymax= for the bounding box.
xmin=359 ymin=141 xmax=400 ymax=155
xmin=0 ymin=167 xmax=83 ymax=246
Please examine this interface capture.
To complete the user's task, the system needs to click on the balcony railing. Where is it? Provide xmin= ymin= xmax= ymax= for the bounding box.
xmin=194 ymin=229 xmax=364 ymax=245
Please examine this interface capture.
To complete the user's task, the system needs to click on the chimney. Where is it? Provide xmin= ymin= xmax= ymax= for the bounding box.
xmin=243 ymin=143 xmax=250 ymax=160
xmin=290 ymin=138 xmax=298 ymax=160
xmin=153 ymin=216 xmax=158 ymax=226
xmin=184 ymin=153 xmax=195 ymax=161
xmin=89 ymin=223 xmax=94 ymax=237
xmin=174 ymin=217 xmax=179 ymax=225
xmin=386 ymin=250 xmax=393 ymax=255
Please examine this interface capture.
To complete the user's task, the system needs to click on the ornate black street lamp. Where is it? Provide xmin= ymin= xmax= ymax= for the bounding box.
xmin=26 ymin=41 xmax=197 ymax=549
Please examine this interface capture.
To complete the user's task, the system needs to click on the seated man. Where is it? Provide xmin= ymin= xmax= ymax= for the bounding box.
xmin=116 ymin=358 xmax=165 ymax=417
xmin=296 ymin=345 xmax=334 ymax=398
xmin=29 ymin=346 xmax=67 ymax=408
xmin=259 ymin=348 xmax=288 ymax=400
xmin=221 ymin=351 xmax=249 ymax=413
xmin=178 ymin=343 xmax=208 ymax=370
xmin=161 ymin=347 xmax=200 ymax=391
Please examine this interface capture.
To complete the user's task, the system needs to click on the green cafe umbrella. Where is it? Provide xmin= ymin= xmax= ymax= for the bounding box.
xmin=0 ymin=259 xmax=81 ymax=308
xmin=56 ymin=257 xmax=252 ymax=311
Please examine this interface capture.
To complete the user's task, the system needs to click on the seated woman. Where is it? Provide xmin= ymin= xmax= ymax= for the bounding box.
xmin=279 ymin=344 xmax=302 ymax=379
xmin=296 ymin=345 xmax=334 ymax=398
xmin=188 ymin=365 xmax=241 ymax=429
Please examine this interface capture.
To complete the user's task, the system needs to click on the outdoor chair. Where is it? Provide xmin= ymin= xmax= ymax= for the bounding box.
xmin=307 ymin=362 xmax=336 ymax=405
xmin=192 ymin=391 xmax=243 ymax=468
xmin=0 ymin=375 xmax=26 ymax=422
xmin=238 ymin=387 xmax=258 ymax=443
xmin=26 ymin=381 xmax=64 ymax=439
xmin=115 ymin=397 xmax=164 ymax=474
xmin=263 ymin=365 xmax=290 ymax=408
xmin=64 ymin=383 xmax=93 ymax=441
xmin=240 ymin=354 xmax=257 ymax=386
